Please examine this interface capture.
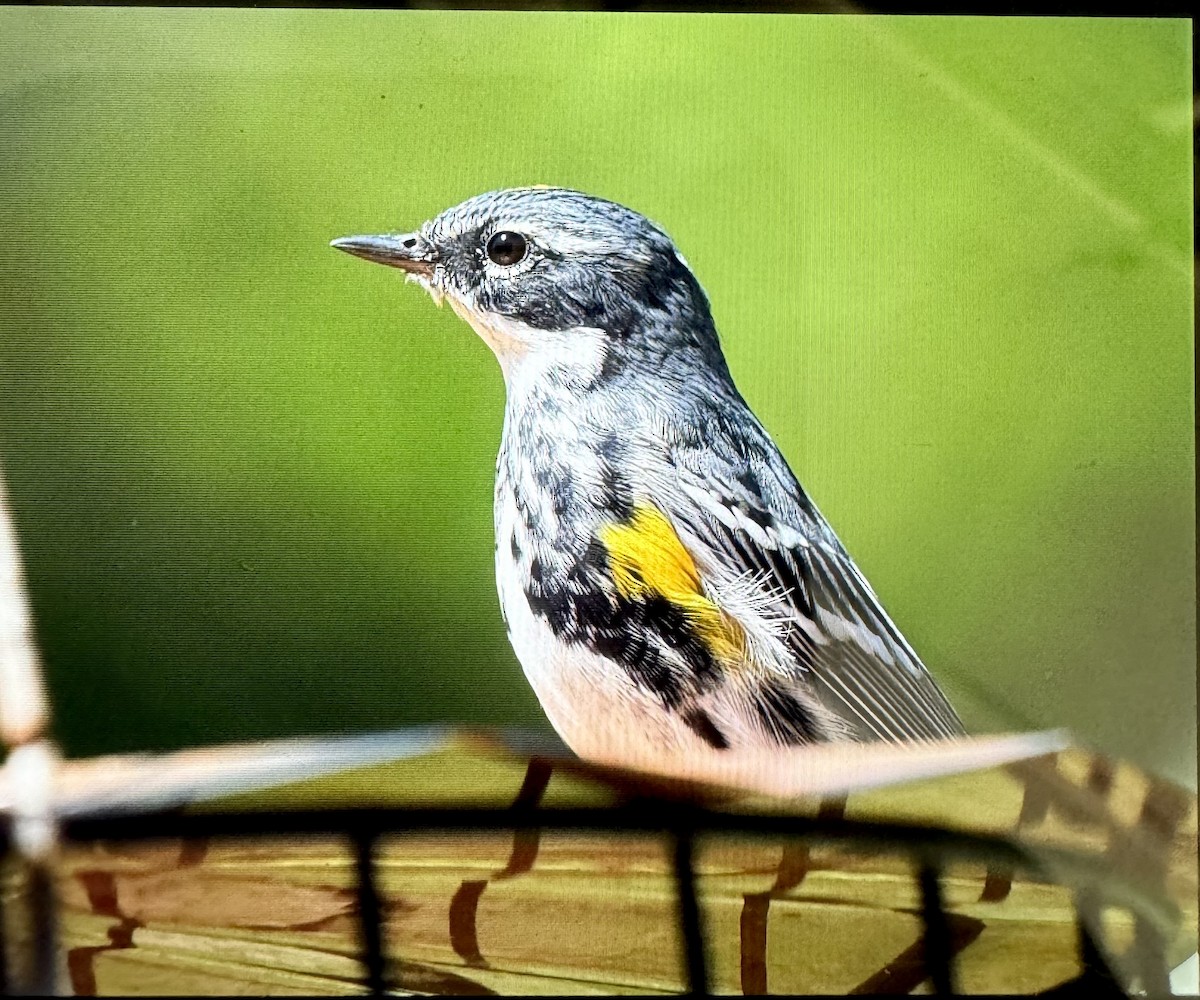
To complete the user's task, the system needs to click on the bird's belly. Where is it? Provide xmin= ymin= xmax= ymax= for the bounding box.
xmin=494 ymin=549 xmax=710 ymax=767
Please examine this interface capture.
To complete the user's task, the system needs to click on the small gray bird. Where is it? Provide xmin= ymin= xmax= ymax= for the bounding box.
xmin=332 ymin=187 xmax=964 ymax=774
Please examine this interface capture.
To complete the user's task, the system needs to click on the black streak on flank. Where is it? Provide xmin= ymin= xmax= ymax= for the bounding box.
xmin=593 ymin=624 xmax=683 ymax=707
xmin=753 ymin=679 xmax=823 ymax=745
xmin=521 ymin=523 xmax=726 ymax=712
xmin=682 ymin=707 xmax=730 ymax=749
xmin=524 ymin=587 xmax=570 ymax=639
xmin=582 ymin=538 xmax=611 ymax=579
xmin=510 ymin=534 xmax=522 ymax=561
xmin=525 ymin=582 xmax=725 ymax=712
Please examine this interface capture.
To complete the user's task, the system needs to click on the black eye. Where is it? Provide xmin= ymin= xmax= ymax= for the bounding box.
xmin=486 ymin=231 xmax=528 ymax=267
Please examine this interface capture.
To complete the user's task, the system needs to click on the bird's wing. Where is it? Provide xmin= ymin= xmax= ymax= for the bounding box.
xmin=658 ymin=458 xmax=965 ymax=744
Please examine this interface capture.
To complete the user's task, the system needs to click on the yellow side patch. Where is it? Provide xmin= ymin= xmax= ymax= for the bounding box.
xmin=598 ymin=504 xmax=746 ymax=664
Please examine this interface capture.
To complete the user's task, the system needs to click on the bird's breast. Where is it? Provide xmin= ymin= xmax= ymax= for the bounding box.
xmin=492 ymin=480 xmax=734 ymax=764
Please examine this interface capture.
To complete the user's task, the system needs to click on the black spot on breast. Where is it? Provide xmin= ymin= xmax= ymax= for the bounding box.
xmin=682 ymin=707 xmax=730 ymax=749
xmin=510 ymin=534 xmax=522 ymax=561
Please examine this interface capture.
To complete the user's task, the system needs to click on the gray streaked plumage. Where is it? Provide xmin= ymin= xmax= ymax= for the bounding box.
xmin=332 ymin=187 xmax=964 ymax=764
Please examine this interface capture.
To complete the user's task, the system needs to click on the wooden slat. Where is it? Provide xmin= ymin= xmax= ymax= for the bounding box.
xmin=5 ymin=738 xmax=1196 ymax=995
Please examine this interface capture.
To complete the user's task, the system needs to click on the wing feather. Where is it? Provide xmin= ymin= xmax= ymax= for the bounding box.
xmin=665 ymin=470 xmax=964 ymax=744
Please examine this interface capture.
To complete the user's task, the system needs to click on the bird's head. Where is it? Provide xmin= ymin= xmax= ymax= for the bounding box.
xmin=332 ymin=187 xmax=725 ymax=384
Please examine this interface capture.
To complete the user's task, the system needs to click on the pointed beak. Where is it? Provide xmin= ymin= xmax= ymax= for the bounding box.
xmin=330 ymin=232 xmax=437 ymax=276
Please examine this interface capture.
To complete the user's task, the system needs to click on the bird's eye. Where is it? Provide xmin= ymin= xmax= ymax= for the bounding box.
xmin=486 ymin=231 xmax=528 ymax=267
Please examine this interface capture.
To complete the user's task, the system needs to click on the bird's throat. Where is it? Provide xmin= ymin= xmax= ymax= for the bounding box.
xmin=447 ymin=297 xmax=531 ymax=371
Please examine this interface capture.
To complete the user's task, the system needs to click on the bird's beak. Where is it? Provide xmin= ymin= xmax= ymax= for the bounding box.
xmin=330 ymin=232 xmax=437 ymax=277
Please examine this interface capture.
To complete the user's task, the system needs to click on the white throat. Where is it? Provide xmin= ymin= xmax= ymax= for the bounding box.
xmin=444 ymin=295 xmax=609 ymax=395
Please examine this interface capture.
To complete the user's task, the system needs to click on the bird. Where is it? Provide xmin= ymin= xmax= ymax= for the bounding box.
xmin=331 ymin=187 xmax=965 ymax=773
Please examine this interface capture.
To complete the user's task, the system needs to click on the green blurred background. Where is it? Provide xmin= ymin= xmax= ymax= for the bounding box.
xmin=0 ymin=11 xmax=1193 ymax=786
